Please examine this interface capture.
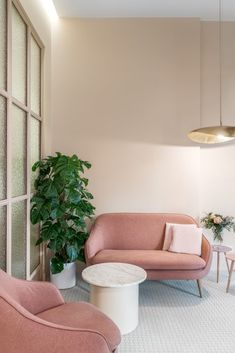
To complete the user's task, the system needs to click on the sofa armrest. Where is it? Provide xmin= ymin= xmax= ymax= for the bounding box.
xmin=85 ymin=224 xmax=106 ymax=264
xmin=0 ymin=297 xmax=113 ymax=353
xmin=11 ymin=278 xmax=65 ymax=314
xmin=201 ymin=235 xmax=212 ymax=266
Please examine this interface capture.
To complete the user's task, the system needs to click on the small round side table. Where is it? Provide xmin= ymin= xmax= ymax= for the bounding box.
xmin=212 ymin=244 xmax=232 ymax=283
xmin=226 ymin=253 xmax=235 ymax=293
xmin=82 ymin=262 xmax=147 ymax=335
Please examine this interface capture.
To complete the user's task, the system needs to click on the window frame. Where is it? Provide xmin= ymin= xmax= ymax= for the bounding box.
xmin=0 ymin=0 xmax=44 ymax=280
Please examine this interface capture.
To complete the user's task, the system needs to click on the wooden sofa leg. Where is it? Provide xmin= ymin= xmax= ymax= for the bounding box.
xmin=196 ymin=279 xmax=202 ymax=298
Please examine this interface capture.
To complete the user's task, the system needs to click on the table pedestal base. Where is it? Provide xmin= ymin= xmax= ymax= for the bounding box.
xmin=212 ymin=244 xmax=232 ymax=283
xmin=90 ymin=284 xmax=139 ymax=335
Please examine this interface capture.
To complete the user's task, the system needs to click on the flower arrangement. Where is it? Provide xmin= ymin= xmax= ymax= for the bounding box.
xmin=200 ymin=212 xmax=235 ymax=242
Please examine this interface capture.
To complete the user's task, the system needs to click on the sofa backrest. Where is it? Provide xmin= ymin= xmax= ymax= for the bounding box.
xmin=93 ymin=213 xmax=198 ymax=250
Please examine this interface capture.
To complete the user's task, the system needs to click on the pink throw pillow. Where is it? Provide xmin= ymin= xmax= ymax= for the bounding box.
xmin=163 ymin=223 xmax=196 ymax=251
xmin=168 ymin=225 xmax=202 ymax=256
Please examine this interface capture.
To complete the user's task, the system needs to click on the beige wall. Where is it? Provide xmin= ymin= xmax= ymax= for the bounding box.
xmin=201 ymin=22 xmax=235 ymax=128
xmin=9 ymin=7 xmax=235 ymax=260
xmin=52 ymin=18 xmax=201 ymax=217
xmin=200 ymin=22 xmax=235 ymax=247
xmin=51 ymin=17 xmax=235 ymax=244
xmin=15 ymin=7 xmax=235 ymax=248
xmin=19 ymin=0 xmax=52 ymax=154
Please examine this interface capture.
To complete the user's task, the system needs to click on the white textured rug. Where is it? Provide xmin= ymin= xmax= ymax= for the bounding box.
xmin=62 ymin=259 xmax=235 ymax=353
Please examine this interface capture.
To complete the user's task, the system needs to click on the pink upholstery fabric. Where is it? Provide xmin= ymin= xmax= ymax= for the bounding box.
xmin=168 ymin=225 xmax=202 ymax=256
xmin=146 ymin=266 xmax=211 ymax=280
xmin=85 ymin=213 xmax=198 ymax=262
xmin=91 ymin=250 xmax=206 ymax=270
xmin=85 ymin=213 xmax=212 ymax=281
xmin=0 ymin=270 xmax=121 ymax=353
xmin=37 ymin=302 xmax=120 ymax=350
xmin=163 ymin=223 xmax=196 ymax=251
xmin=0 ymin=270 xmax=64 ymax=315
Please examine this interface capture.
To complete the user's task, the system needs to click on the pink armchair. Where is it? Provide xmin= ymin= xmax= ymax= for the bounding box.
xmin=0 ymin=270 xmax=121 ymax=353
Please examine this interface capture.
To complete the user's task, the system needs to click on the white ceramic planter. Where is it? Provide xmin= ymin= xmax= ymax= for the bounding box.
xmin=50 ymin=262 xmax=76 ymax=289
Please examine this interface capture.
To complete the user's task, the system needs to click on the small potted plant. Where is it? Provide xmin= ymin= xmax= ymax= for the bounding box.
xmin=30 ymin=152 xmax=95 ymax=289
xmin=201 ymin=212 xmax=235 ymax=243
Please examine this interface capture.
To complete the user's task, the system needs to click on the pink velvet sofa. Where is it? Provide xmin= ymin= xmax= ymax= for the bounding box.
xmin=85 ymin=213 xmax=212 ymax=297
xmin=0 ymin=270 xmax=121 ymax=353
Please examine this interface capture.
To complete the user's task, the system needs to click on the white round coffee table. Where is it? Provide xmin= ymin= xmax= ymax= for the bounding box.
xmin=82 ymin=262 xmax=147 ymax=335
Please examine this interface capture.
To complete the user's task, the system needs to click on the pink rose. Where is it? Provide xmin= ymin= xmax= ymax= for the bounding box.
xmin=214 ymin=216 xmax=223 ymax=224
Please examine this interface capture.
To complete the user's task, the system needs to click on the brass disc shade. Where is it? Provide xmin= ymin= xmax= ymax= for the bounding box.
xmin=188 ymin=126 xmax=235 ymax=144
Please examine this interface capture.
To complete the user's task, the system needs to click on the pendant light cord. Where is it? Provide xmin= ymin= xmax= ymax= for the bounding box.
xmin=219 ymin=0 xmax=223 ymax=126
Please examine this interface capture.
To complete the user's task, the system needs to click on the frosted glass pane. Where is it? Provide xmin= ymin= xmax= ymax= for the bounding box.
xmin=0 ymin=0 xmax=7 ymax=90
xmin=31 ymin=117 xmax=40 ymax=191
xmin=12 ymin=5 xmax=27 ymax=104
xmin=30 ymin=223 xmax=40 ymax=273
xmin=0 ymin=206 xmax=6 ymax=271
xmin=0 ymin=95 xmax=7 ymax=200
xmin=31 ymin=37 xmax=41 ymax=115
xmin=12 ymin=105 xmax=27 ymax=197
xmin=12 ymin=201 xmax=26 ymax=279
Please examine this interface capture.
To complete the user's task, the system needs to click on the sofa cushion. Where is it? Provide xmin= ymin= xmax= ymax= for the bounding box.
xmin=91 ymin=250 xmax=206 ymax=270
xmin=37 ymin=302 xmax=121 ymax=351
xmin=169 ymin=225 xmax=202 ymax=256
xmin=163 ymin=223 xmax=197 ymax=251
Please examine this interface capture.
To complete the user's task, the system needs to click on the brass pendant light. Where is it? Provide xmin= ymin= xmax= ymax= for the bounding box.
xmin=188 ymin=0 xmax=235 ymax=144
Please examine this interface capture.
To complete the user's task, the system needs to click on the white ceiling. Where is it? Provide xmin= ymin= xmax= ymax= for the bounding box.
xmin=53 ymin=0 xmax=235 ymax=20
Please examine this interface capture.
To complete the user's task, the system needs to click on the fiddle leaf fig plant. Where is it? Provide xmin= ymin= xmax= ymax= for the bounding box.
xmin=30 ymin=152 xmax=95 ymax=274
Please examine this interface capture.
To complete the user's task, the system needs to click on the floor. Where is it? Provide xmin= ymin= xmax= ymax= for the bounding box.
xmin=62 ymin=256 xmax=235 ymax=353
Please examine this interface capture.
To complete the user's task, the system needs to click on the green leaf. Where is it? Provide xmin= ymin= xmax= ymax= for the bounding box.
xmin=51 ymin=257 xmax=64 ymax=274
xmin=41 ymin=223 xmax=54 ymax=241
xmin=68 ymin=190 xmax=81 ymax=204
xmin=48 ymin=239 xmax=61 ymax=252
xmin=44 ymin=182 xmax=58 ymax=199
xmin=40 ymin=207 xmax=50 ymax=221
xmin=32 ymin=161 xmax=41 ymax=172
xmin=66 ymin=245 xmax=78 ymax=262
xmin=31 ymin=205 xmax=42 ymax=224
xmin=77 ymin=248 xmax=85 ymax=262
xmin=50 ymin=208 xmax=57 ymax=220
xmin=35 ymin=237 xmax=43 ymax=246
xmin=81 ymin=178 xmax=88 ymax=187
xmin=83 ymin=161 xmax=91 ymax=169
